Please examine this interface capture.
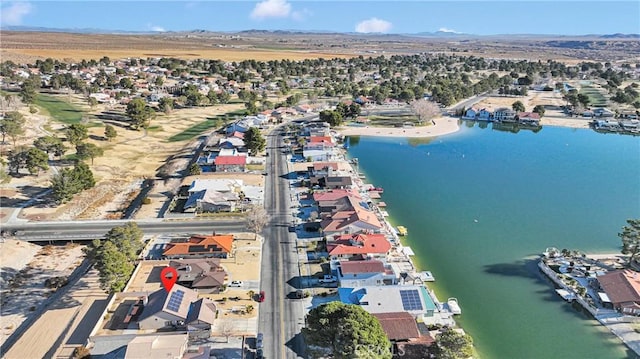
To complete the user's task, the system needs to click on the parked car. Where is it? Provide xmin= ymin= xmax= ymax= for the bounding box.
xmin=256 ymin=333 xmax=264 ymax=349
xmin=256 ymin=348 xmax=264 ymax=359
xmin=228 ymin=280 xmax=243 ymax=287
xmin=258 ymin=290 xmax=266 ymax=302
xmin=319 ymin=275 xmax=337 ymax=284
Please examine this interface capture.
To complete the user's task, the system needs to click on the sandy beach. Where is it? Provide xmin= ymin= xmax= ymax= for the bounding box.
xmin=338 ymin=116 xmax=460 ymax=138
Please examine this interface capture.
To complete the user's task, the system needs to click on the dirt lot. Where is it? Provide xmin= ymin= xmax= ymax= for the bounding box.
xmin=0 ymin=241 xmax=86 ymax=346
xmin=0 ymin=31 xmax=355 ymax=63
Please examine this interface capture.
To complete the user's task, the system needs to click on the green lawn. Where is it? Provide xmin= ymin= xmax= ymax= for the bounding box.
xmin=167 ymin=109 xmax=247 ymax=142
xmin=34 ymin=94 xmax=84 ymax=124
xmin=580 ymin=86 xmax=608 ymax=107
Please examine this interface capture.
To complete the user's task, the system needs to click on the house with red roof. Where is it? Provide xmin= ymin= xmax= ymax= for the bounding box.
xmin=337 ymin=259 xmax=397 ymax=287
xmin=597 ymin=269 xmax=640 ymax=315
xmin=214 ymin=156 xmax=246 ymax=172
xmin=372 ymin=312 xmax=435 ymax=357
xmin=319 ymin=196 xmax=383 ymax=236
xmin=312 ymin=189 xmax=360 ymax=203
xmin=328 ymin=234 xmax=391 ymax=261
xmin=163 ymin=234 xmax=234 ymax=259
xmin=517 ymin=111 xmax=541 ymax=125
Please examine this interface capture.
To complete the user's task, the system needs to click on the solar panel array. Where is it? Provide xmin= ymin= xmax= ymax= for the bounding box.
xmin=167 ymin=289 xmax=185 ymax=312
xmin=400 ymin=289 xmax=423 ymax=311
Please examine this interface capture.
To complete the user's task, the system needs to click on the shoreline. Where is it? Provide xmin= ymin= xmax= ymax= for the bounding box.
xmin=538 ymin=251 xmax=640 ymax=356
xmin=337 ymin=115 xmax=594 ymax=139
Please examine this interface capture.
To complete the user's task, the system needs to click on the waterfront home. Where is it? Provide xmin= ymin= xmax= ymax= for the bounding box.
xmin=592 ymin=119 xmax=621 ymax=131
xmin=307 ymin=162 xmax=339 ymax=177
xmin=517 ymin=112 xmax=541 ymax=125
xmin=302 ymin=147 xmax=334 ymax=162
xmin=138 ymin=284 xmax=216 ymax=333
xmin=372 ymin=312 xmax=435 ymax=357
xmin=312 ymin=189 xmax=360 ymax=203
xmin=462 ymin=107 xmax=479 ymax=120
xmin=597 ymin=269 xmax=640 ymax=315
xmin=169 ymin=259 xmax=227 ymax=294
xmin=338 ymin=285 xmax=437 ymax=317
xmin=493 ymin=107 xmax=517 ymax=122
xmin=478 ymin=109 xmax=492 ymax=121
xmin=319 ymin=196 xmax=383 ymax=236
xmin=327 ymin=233 xmax=392 ymax=262
xmin=162 ymin=234 xmax=234 ymax=259
xmin=337 ymin=260 xmax=397 ymax=287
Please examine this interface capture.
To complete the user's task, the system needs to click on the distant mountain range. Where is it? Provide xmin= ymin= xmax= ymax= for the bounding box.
xmin=1 ymin=25 xmax=639 ymax=39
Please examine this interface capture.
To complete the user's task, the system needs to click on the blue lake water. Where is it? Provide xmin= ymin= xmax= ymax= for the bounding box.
xmin=347 ymin=122 xmax=640 ymax=359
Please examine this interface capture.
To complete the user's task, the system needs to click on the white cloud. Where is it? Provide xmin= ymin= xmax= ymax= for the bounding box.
xmin=250 ymin=0 xmax=291 ymax=20
xmin=291 ymin=8 xmax=311 ymax=22
xmin=355 ymin=18 xmax=392 ymax=33
xmin=1 ymin=2 xmax=33 ymax=26
xmin=147 ymin=23 xmax=166 ymax=32
xmin=438 ymin=27 xmax=460 ymax=34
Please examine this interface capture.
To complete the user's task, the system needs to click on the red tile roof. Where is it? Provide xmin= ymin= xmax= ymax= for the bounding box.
xmin=373 ymin=312 xmax=421 ymax=341
xmin=339 ymin=260 xmax=386 ymax=274
xmin=214 ymin=156 xmax=246 ymax=165
xmin=309 ymin=136 xmax=333 ymax=144
xmin=598 ymin=270 xmax=640 ymax=305
xmin=312 ymin=162 xmax=339 ymax=171
xmin=328 ymin=234 xmax=391 ymax=256
xmin=518 ymin=112 xmax=541 ymax=119
xmin=163 ymin=234 xmax=234 ymax=256
xmin=312 ymin=189 xmax=360 ymax=202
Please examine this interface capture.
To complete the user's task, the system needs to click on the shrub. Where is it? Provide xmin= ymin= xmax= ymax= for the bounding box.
xmin=142 ymin=197 xmax=151 ymax=205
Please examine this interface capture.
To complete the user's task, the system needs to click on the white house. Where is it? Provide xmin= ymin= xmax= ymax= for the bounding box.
xmin=337 ymin=260 xmax=398 ymax=287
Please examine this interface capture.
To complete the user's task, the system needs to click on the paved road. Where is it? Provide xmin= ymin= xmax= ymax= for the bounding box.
xmin=259 ymin=127 xmax=306 ymax=359
xmin=2 ymin=219 xmax=247 ymax=242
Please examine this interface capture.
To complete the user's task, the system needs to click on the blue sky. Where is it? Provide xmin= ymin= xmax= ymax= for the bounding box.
xmin=1 ymin=1 xmax=639 ymax=35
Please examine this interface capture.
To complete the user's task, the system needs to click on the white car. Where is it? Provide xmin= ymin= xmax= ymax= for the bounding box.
xmin=318 ymin=275 xmax=337 ymax=284
xmin=228 ymin=281 xmax=243 ymax=287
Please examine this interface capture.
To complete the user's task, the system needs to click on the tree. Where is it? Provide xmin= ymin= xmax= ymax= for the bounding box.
xmin=20 ymin=76 xmax=40 ymax=104
xmin=0 ymin=111 xmax=26 ymax=146
xmin=76 ymin=143 xmax=104 ymax=164
xmin=244 ymin=127 xmax=266 ymax=156
xmin=302 ymin=302 xmax=391 ymax=359
xmin=85 ymin=222 xmax=143 ymax=293
xmin=244 ymin=101 xmax=258 ymax=115
xmin=8 ymin=147 xmax=49 ymax=175
xmin=104 ymin=124 xmax=117 ymax=141
xmin=533 ymin=105 xmax=546 ymax=117
xmin=411 ymin=99 xmax=440 ymax=125
xmin=88 ymin=96 xmax=98 ymax=109
xmin=126 ymin=98 xmax=155 ymax=129
xmin=246 ymin=205 xmax=268 ymax=238
xmin=399 ymin=89 xmax=415 ymax=103
xmin=188 ymin=162 xmax=201 ymax=175
xmin=65 ymin=124 xmax=88 ymax=146
xmin=432 ymin=327 xmax=474 ymax=359
xmin=620 ymin=219 xmax=640 ymax=266
xmin=34 ymin=136 xmax=66 ymax=158
xmin=577 ymin=93 xmax=590 ymax=108
xmin=512 ymin=100 xmax=526 ymax=113
xmin=51 ymin=162 xmax=95 ymax=203
xmin=0 ymin=159 xmax=11 ymax=183
xmin=158 ymin=97 xmax=174 ymax=114
xmin=319 ymin=110 xmax=343 ymax=127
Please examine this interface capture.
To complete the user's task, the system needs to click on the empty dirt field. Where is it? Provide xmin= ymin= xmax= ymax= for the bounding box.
xmin=0 ymin=31 xmax=356 ymax=63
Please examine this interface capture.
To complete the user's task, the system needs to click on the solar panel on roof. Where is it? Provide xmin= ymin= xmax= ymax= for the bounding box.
xmin=166 ymin=289 xmax=185 ymax=312
xmin=400 ymin=289 xmax=423 ymax=311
